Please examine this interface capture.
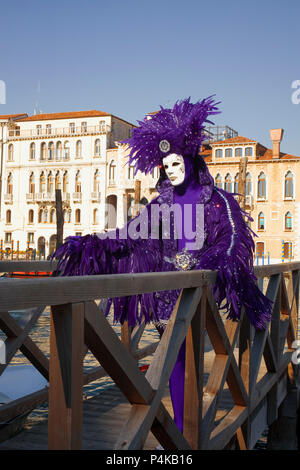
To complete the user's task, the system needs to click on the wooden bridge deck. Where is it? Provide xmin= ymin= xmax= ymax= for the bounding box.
xmin=0 ymin=349 xmax=252 ymax=450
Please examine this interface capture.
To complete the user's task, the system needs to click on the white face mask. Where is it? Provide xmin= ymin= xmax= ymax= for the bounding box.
xmin=162 ymin=153 xmax=185 ymax=186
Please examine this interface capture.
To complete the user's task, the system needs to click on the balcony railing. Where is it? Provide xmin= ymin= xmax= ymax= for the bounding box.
xmin=27 ymin=192 xmax=70 ymax=202
xmin=73 ymin=192 xmax=82 ymax=202
xmin=8 ymin=125 xmax=110 ymax=140
xmin=91 ymin=192 xmax=101 ymax=202
xmin=4 ymin=194 xmax=13 ymax=203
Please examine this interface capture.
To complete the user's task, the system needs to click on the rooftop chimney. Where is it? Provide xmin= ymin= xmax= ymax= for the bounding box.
xmin=269 ymin=128 xmax=284 ymax=159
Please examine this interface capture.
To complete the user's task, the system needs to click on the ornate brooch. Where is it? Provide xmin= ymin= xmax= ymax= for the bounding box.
xmin=164 ymin=249 xmax=198 ymax=271
xmin=159 ymin=139 xmax=170 ymax=153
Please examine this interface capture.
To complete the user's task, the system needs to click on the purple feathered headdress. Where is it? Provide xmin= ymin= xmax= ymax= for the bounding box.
xmin=122 ymin=96 xmax=221 ymax=175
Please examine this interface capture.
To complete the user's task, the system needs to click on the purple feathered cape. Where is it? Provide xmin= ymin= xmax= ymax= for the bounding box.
xmin=54 ymin=166 xmax=272 ymax=330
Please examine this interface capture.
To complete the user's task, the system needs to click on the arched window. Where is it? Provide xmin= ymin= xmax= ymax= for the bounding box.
xmin=94 ymin=139 xmax=101 ymax=156
xmin=285 ymin=211 xmax=292 ymax=230
xmin=109 ymin=160 xmax=116 ymax=181
xmin=64 ymin=141 xmax=70 ymax=160
xmin=63 ymin=171 xmax=69 ymax=193
xmin=41 ymin=142 xmax=47 ymax=160
xmin=128 ymin=164 xmax=135 ymax=179
xmin=257 ymin=172 xmax=266 ymax=199
xmin=56 ymin=141 xmax=62 ymax=160
xmin=234 ymin=173 xmax=239 ymax=193
xmin=6 ymin=210 xmax=11 ymax=224
xmin=7 ymin=173 xmax=13 ymax=194
xmin=39 ymin=172 xmax=46 ymax=193
xmin=38 ymin=208 xmax=43 ymax=223
xmin=284 ymin=171 xmax=294 ymax=198
xmin=235 ymin=147 xmax=243 ymax=157
xmin=93 ymin=208 xmax=99 ymax=225
xmin=30 ymin=142 xmax=35 ymax=160
xmin=245 ymin=172 xmax=252 ymax=196
xmin=47 ymin=171 xmax=53 ymax=193
xmin=29 ymin=172 xmax=35 ymax=193
xmin=55 ymin=171 xmax=61 ymax=190
xmin=8 ymin=144 xmax=13 ymax=161
xmin=245 ymin=147 xmax=253 ymax=156
xmin=28 ymin=209 xmax=34 ymax=224
xmin=258 ymin=212 xmax=265 ymax=230
xmin=50 ymin=208 xmax=56 ymax=223
xmin=48 ymin=142 xmax=54 ymax=160
xmin=215 ymin=173 xmax=222 ymax=189
xmin=75 ymin=171 xmax=81 ymax=192
xmin=68 ymin=209 xmax=72 ymax=223
xmin=224 ymin=173 xmax=232 ymax=192
xmin=75 ymin=208 xmax=81 ymax=224
xmin=76 ymin=140 xmax=82 ymax=158
xmin=93 ymin=170 xmax=100 ymax=193
xmin=225 ymin=148 xmax=233 ymax=158
xmin=215 ymin=149 xmax=223 ymax=158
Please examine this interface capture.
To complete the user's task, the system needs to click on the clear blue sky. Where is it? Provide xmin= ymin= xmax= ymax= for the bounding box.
xmin=1 ymin=0 xmax=300 ymax=154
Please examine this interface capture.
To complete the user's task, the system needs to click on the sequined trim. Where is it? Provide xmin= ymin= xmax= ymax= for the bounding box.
xmin=164 ymin=248 xmax=199 ymax=271
xmin=216 ymin=189 xmax=236 ymax=256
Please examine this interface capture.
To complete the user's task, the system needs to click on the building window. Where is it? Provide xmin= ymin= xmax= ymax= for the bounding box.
xmin=234 ymin=173 xmax=239 ymax=193
xmin=36 ymin=125 xmax=42 ymax=135
xmin=75 ymin=171 xmax=81 ymax=192
xmin=257 ymin=172 xmax=266 ymax=199
xmin=245 ymin=147 xmax=253 ymax=156
xmin=100 ymin=120 xmax=106 ymax=131
xmin=215 ymin=173 xmax=222 ymax=189
xmin=6 ymin=210 xmax=11 ymax=224
xmin=258 ymin=212 xmax=265 ymax=230
xmin=215 ymin=149 xmax=223 ymax=158
xmin=48 ymin=142 xmax=54 ymax=160
xmin=224 ymin=173 xmax=232 ymax=192
xmin=41 ymin=142 xmax=47 ymax=160
xmin=93 ymin=208 xmax=99 ymax=224
xmin=235 ymin=147 xmax=243 ymax=157
xmin=39 ymin=172 xmax=46 ymax=193
xmin=28 ymin=209 xmax=34 ymax=224
xmin=76 ymin=140 xmax=82 ymax=158
xmin=94 ymin=170 xmax=100 ymax=193
xmin=284 ymin=171 xmax=294 ymax=199
xmin=128 ymin=164 xmax=135 ymax=180
xmin=46 ymin=124 xmax=51 ymax=135
xmin=81 ymin=121 xmax=87 ymax=132
xmin=56 ymin=141 xmax=62 ymax=160
xmin=5 ymin=232 xmax=12 ymax=243
xmin=55 ymin=171 xmax=61 ymax=190
xmin=7 ymin=173 xmax=13 ymax=194
xmin=47 ymin=171 xmax=54 ymax=193
xmin=38 ymin=208 xmax=43 ymax=223
xmin=63 ymin=171 xmax=69 ymax=193
xmin=75 ymin=208 xmax=81 ymax=224
xmin=29 ymin=172 xmax=35 ymax=193
xmin=225 ymin=148 xmax=233 ymax=158
xmin=27 ymin=232 xmax=34 ymax=243
xmin=50 ymin=208 xmax=56 ymax=223
xmin=30 ymin=142 xmax=35 ymax=160
xmin=109 ymin=160 xmax=116 ymax=181
xmin=64 ymin=141 xmax=70 ymax=160
xmin=69 ymin=122 xmax=75 ymax=134
xmin=8 ymin=144 xmax=13 ymax=161
xmin=245 ymin=172 xmax=252 ymax=196
xmin=285 ymin=211 xmax=292 ymax=230
xmin=256 ymin=242 xmax=264 ymax=259
xmin=94 ymin=139 xmax=101 ymax=156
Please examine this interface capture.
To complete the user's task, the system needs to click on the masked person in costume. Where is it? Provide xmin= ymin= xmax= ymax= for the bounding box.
xmin=54 ymin=97 xmax=272 ymax=433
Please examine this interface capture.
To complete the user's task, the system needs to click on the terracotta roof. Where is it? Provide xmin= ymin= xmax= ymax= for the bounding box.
xmin=16 ymin=110 xmax=110 ymax=122
xmin=0 ymin=113 xmax=28 ymax=120
xmin=210 ymin=136 xmax=256 ymax=145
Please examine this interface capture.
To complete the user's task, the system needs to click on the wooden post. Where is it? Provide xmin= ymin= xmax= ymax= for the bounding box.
xmin=48 ymin=302 xmax=84 ymax=449
xmin=55 ymin=189 xmax=64 ymax=251
xmin=134 ymin=180 xmax=141 ymax=217
xmin=238 ymin=156 xmax=248 ymax=211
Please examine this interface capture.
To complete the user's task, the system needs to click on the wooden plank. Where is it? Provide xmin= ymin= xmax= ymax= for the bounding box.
xmin=254 ymin=262 xmax=300 ymax=278
xmin=0 ymin=388 xmax=48 ymax=423
xmin=48 ymin=302 xmax=84 ymax=450
xmin=0 ymin=270 xmax=216 ymax=311
xmin=0 ymin=260 xmax=57 ymax=272
xmin=183 ymin=288 xmax=206 ymax=449
xmin=208 ymin=406 xmax=247 ymax=450
xmin=55 ymin=189 xmax=64 ymax=250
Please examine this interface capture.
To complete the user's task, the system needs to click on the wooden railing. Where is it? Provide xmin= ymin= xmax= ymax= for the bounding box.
xmin=0 ymin=260 xmax=299 ymax=450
